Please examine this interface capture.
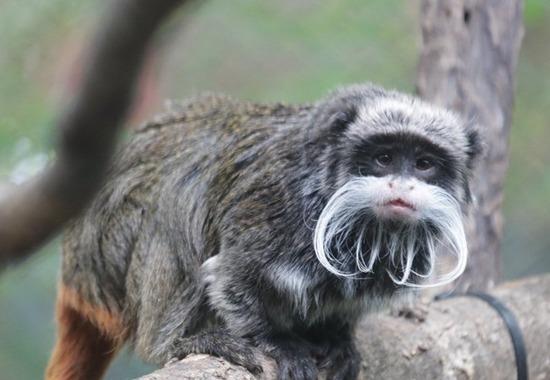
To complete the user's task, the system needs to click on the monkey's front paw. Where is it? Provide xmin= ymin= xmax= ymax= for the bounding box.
xmin=318 ymin=340 xmax=360 ymax=380
xmin=171 ymin=328 xmax=264 ymax=375
xmin=259 ymin=339 xmax=318 ymax=380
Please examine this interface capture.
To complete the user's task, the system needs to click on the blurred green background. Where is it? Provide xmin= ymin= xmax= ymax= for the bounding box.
xmin=1 ymin=1 xmax=549 ymax=379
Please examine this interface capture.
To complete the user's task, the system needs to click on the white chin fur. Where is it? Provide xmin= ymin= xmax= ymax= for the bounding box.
xmin=313 ymin=176 xmax=467 ymax=288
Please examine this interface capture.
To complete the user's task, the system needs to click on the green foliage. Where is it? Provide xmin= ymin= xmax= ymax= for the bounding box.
xmin=0 ymin=0 xmax=95 ymax=177
xmin=524 ymin=0 xmax=549 ymax=25
xmin=164 ymin=0 xmax=418 ymax=103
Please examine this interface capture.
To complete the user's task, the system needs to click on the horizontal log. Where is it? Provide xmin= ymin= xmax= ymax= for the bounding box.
xmin=137 ymin=274 xmax=550 ymax=379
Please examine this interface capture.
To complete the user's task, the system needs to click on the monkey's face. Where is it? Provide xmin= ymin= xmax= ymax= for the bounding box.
xmin=311 ymin=94 xmax=481 ymax=287
xmin=349 ymin=132 xmax=459 ymax=224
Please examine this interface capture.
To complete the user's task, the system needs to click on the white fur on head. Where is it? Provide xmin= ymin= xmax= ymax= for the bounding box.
xmin=313 ymin=176 xmax=468 ymax=288
xmin=347 ymin=95 xmax=471 ymax=163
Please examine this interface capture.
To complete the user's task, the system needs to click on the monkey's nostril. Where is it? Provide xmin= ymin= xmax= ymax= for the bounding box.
xmin=409 ymin=186 xmax=414 ymax=190
xmin=388 ymin=182 xmax=393 ymax=188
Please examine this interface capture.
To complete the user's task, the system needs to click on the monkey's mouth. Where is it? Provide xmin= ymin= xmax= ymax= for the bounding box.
xmin=385 ymin=198 xmax=415 ymax=210
xmin=376 ymin=198 xmax=417 ymax=222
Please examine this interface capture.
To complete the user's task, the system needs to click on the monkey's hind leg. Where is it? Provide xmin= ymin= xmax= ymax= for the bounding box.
xmin=45 ymin=285 xmax=127 ymax=380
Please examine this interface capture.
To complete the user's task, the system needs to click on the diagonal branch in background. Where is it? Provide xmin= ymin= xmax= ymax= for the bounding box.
xmin=416 ymin=0 xmax=524 ymax=291
xmin=137 ymin=274 xmax=550 ymax=379
xmin=0 ymin=0 xmax=187 ymax=266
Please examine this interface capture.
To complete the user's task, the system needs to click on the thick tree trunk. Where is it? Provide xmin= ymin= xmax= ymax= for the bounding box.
xmin=416 ymin=0 xmax=524 ymax=291
xmin=137 ymin=274 xmax=550 ymax=379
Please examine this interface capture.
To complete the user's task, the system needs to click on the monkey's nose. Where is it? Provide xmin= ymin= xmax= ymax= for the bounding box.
xmin=388 ymin=182 xmax=394 ymax=189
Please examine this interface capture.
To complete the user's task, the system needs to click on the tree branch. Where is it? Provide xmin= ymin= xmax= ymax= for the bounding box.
xmin=0 ymin=0 xmax=187 ymax=266
xmin=137 ymin=274 xmax=550 ymax=379
xmin=416 ymin=0 xmax=524 ymax=290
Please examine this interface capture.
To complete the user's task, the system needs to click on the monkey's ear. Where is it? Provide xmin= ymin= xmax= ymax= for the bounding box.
xmin=465 ymin=127 xmax=483 ymax=170
xmin=460 ymin=125 xmax=483 ymax=206
xmin=328 ymin=107 xmax=358 ymax=135
xmin=310 ymin=100 xmax=359 ymax=144
xmin=309 ymin=84 xmax=385 ymax=142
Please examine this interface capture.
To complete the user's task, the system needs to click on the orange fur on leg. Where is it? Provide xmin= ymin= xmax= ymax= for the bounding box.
xmin=45 ymin=285 xmax=127 ymax=380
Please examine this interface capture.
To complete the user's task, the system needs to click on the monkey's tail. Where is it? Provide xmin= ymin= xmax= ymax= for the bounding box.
xmin=45 ymin=284 xmax=128 ymax=380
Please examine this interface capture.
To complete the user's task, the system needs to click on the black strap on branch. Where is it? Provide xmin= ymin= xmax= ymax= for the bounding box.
xmin=435 ymin=291 xmax=528 ymax=380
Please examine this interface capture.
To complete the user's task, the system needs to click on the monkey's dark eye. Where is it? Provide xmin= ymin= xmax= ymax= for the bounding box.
xmin=375 ymin=153 xmax=392 ymax=167
xmin=416 ymin=157 xmax=434 ymax=171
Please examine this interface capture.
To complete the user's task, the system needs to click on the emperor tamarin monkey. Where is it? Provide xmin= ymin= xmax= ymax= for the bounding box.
xmin=46 ymin=84 xmax=481 ymax=380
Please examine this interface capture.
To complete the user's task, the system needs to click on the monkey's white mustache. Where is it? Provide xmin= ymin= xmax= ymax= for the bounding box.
xmin=313 ymin=177 xmax=467 ymax=288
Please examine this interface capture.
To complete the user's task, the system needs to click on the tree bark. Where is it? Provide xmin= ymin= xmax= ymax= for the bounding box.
xmin=137 ymin=274 xmax=550 ymax=380
xmin=416 ymin=0 xmax=524 ymax=291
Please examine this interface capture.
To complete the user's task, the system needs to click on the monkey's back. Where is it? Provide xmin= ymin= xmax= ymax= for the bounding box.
xmin=60 ymin=93 xmax=312 ymax=325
